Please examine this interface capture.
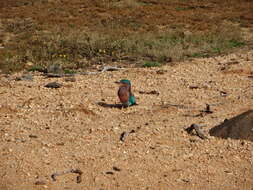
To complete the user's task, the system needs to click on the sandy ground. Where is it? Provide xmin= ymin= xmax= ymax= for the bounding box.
xmin=0 ymin=50 xmax=253 ymax=190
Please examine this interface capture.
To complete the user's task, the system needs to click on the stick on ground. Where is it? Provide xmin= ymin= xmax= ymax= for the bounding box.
xmin=51 ymin=169 xmax=83 ymax=183
xmin=185 ymin=124 xmax=208 ymax=139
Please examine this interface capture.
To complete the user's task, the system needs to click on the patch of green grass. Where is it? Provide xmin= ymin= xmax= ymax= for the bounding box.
xmin=191 ymin=52 xmax=209 ymax=58
xmin=142 ymin=61 xmax=162 ymax=68
xmin=64 ymin=69 xmax=76 ymax=74
xmin=228 ymin=39 xmax=245 ymax=48
xmin=175 ymin=7 xmax=193 ymax=11
xmin=212 ymin=47 xmax=222 ymax=54
xmin=27 ymin=65 xmax=46 ymax=72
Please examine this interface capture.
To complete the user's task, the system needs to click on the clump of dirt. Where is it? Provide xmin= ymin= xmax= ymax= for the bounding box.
xmin=210 ymin=110 xmax=253 ymax=141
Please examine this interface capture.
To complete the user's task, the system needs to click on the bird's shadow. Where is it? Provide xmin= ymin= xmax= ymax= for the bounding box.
xmin=97 ymin=102 xmax=137 ymax=109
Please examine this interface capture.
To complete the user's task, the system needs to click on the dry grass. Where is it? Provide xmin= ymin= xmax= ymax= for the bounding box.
xmin=0 ymin=21 xmax=245 ymax=73
xmin=112 ymin=0 xmax=141 ymax=8
xmin=100 ymin=0 xmax=141 ymax=9
xmin=0 ymin=0 xmax=252 ymax=73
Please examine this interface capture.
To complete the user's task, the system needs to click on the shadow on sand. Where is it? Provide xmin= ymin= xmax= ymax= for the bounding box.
xmin=97 ymin=102 xmax=137 ymax=109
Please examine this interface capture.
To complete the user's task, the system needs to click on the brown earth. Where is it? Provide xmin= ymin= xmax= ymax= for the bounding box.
xmin=0 ymin=49 xmax=253 ymax=190
xmin=0 ymin=0 xmax=253 ymax=189
xmin=1 ymin=0 xmax=253 ymax=33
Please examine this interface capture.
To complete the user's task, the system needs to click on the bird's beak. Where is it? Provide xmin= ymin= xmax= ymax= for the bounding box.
xmin=115 ymin=81 xmax=121 ymax=84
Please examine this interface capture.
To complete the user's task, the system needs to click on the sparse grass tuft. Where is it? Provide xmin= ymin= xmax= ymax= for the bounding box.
xmin=175 ymin=7 xmax=193 ymax=11
xmin=5 ymin=18 xmax=39 ymax=34
xmin=64 ymin=69 xmax=76 ymax=74
xmin=0 ymin=23 xmax=245 ymax=73
xmin=142 ymin=61 xmax=162 ymax=68
xmin=104 ymin=0 xmax=141 ymax=8
xmin=228 ymin=39 xmax=245 ymax=48
xmin=27 ymin=65 xmax=46 ymax=72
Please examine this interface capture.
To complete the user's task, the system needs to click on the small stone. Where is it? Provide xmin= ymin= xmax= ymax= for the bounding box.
xmin=224 ymin=170 xmax=233 ymax=174
xmin=156 ymin=70 xmax=167 ymax=74
xmin=56 ymin=142 xmax=64 ymax=146
xmin=105 ymin=171 xmax=114 ymax=175
xmin=44 ymin=82 xmax=62 ymax=88
xmin=112 ymin=166 xmax=121 ymax=172
xmin=34 ymin=180 xmax=46 ymax=185
xmin=120 ymin=132 xmax=129 ymax=142
xmin=47 ymin=64 xmax=63 ymax=75
xmin=26 ymin=62 xmax=34 ymax=67
xmin=29 ymin=134 xmax=38 ymax=138
xmin=65 ymin=77 xmax=76 ymax=82
xmin=181 ymin=178 xmax=190 ymax=183
xmin=22 ymin=73 xmax=34 ymax=81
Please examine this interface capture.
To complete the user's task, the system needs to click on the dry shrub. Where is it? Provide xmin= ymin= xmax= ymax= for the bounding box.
xmin=113 ymin=0 xmax=141 ymax=8
xmin=0 ymin=23 xmax=244 ymax=72
xmin=101 ymin=0 xmax=141 ymax=8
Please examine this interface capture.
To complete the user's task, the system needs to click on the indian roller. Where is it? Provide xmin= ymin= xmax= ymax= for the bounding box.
xmin=116 ymin=79 xmax=136 ymax=107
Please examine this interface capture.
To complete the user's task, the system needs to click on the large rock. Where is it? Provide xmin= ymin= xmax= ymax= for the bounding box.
xmin=209 ymin=110 xmax=253 ymax=141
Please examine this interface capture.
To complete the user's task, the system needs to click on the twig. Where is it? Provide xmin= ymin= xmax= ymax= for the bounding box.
xmin=161 ymin=103 xmax=188 ymax=109
xmin=193 ymin=104 xmax=213 ymax=117
xmin=139 ymin=90 xmax=159 ymax=95
xmin=201 ymin=104 xmax=213 ymax=114
xmin=51 ymin=169 xmax=83 ymax=183
xmin=101 ymin=66 xmax=122 ymax=72
xmin=185 ymin=124 xmax=208 ymax=139
xmin=44 ymin=73 xmax=75 ymax=78
xmin=80 ymin=66 xmax=123 ymax=75
xmin=120 ymin=130 xmax=135 ymax=142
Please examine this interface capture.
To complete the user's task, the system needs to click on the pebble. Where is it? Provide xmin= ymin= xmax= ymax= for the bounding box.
xmin=44 ymin=82 xmax=62 ymax=88
xmin=34 ymin=180 xmax=46 ymax=185
xmin=65 ymin=77 xmax=76 ymax=82
xmin=21 ymin=74 xmax=33 ymax=81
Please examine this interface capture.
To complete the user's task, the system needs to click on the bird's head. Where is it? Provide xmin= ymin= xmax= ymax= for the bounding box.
xmin=115 ymin=79 xmax=131 ymax=86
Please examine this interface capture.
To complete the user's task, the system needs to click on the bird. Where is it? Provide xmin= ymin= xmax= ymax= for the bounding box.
xmin=116 ymin=79 xmax=136 ymax=107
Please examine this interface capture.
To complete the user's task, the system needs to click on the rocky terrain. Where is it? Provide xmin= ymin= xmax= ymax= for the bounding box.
xmin=0 ymin=50 xmax=253 ymax=190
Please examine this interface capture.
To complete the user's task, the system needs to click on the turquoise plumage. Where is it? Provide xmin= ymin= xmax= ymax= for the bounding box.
xmin=116 ymin=79 xmax=136 ymax=107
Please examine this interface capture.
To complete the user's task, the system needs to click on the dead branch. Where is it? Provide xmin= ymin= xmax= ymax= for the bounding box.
xmin=80 ymin=66 xmax=123 ymax=75
xmin=185 ymin=124 xmax=208 ymax=139
xmin=51 ymin=169 xmax=83 ymax=183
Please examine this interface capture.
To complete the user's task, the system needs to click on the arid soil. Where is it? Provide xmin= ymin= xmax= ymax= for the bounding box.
xmin=0 ymin=50 xmax=253 ymax=190
xmin=1 ymin=0 xmax=253 ymax=32
xmin=0 ymin=0 xmax=253 ymax=189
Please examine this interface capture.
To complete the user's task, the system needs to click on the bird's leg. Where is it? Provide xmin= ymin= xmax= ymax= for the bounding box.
xmin=122 ymin=102 xmax=129 ymax=108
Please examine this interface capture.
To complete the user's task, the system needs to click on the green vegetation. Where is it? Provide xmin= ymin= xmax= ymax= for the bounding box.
xmin=64 ymin=69 xmax=76 ymax=74
xmin=27 ymin=65 xmax=45 ymax=72
xmin=228 ymin=39 xmax=245 ymax=48
xmin=175 ymin=7 xmax=193 ymax=11
xmin=0 ymin=22 xmax=245 ymax=73
xmin=142 ymin=61 xmax=162 ymax=68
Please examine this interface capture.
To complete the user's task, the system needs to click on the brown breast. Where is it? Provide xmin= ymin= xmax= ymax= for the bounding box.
xmin=118 ymin=86 xmax=130 ymax=103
